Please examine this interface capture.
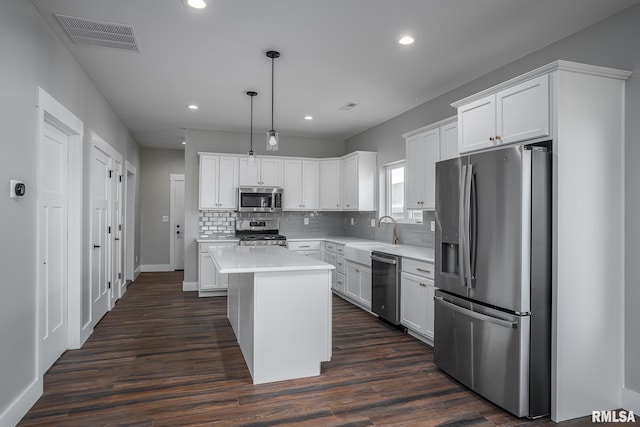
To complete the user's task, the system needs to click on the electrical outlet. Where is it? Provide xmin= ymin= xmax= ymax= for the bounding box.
xmin=304 ymin=217 xmax=309 ymax=225
xmin=430 ymin=221 xmax=436 ymax=232
xmin=350 ymin=218 xmax=355 ymax=226
xmin=370 ymin=219 xmax=376 ymax=227
xmin=162 ymin=215 xmax=169 ymax=222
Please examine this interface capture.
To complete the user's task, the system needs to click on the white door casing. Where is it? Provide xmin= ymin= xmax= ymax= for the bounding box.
xmin=38 ymin=121 xmax=68 ymax=374
xmin=110 ymin=159 xmax=123 ymax=306
xmin=90 ymin=145 xmax=111 ymax=328
xmin=170 ymin=174 xmax=185 ymax=270
xmin=124 ymin=161 xmax=137 ymax=283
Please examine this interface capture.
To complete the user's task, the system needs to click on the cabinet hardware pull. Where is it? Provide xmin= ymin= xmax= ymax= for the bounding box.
xmin=495 ymin=135 xmax=501 ymax=140
xmin=416 ymin=268 xmax=431 ymax=274
xmin=93 ymin=244 xmax=101 ymax=248
xmin=489 ymin=136 xmax=495 ymax=141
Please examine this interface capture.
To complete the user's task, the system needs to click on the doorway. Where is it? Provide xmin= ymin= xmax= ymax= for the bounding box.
xmin=36 ymin=88 xmax=84 ymax=373
xmin=170 ymin=174 xmax=185 ymax=270
xmin=124 ymin=161 xmax=137 ymax=284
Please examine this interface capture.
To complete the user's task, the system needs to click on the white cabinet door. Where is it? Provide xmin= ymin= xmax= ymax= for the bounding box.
xmin=283 ymin=159 xmax=302 ymax=209
xmin=405 ymin=135 xmax=425 ymax=210
xmin=360 ymin=267 xmax=371 ymax=308
xmin=422 ymin=129 xmax=440 ymax=210
xmin=320 ymin=159 xmax=341 ymax=210
xmin=238 ymin=157 xmax=260 ymax=186
xmin=346 ymin=262 xmax=360 ymax=301
xmin=335 ymin=272 xmax=346 ymax=294
xmin=439 ymin=121 xmax=459 ymax=161
xmin=301 ymin=160 xmax=320 ymax=210
xmin=497 ymin=74 xmax=549 ymax=145
xmin=458 ymin=94 xmax=496 ymax=154
xmin=199 ymin=251 xmax=217 ymax=290
xmin=199 ymin=155 xmax=219 ymax=209
xmin=400 ymin=272 xmax=428 ymax=334
xmin=218 ymin=156 xmax=238 ymax=209
xmin=259 ymin=157 xmax=283 ymax=187
xmin=341 ymin=154 xmax=358 ymax=210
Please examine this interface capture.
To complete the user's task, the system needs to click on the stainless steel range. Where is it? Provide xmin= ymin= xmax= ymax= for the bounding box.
xmin=235 ymin=219 xmax=287 ymax=247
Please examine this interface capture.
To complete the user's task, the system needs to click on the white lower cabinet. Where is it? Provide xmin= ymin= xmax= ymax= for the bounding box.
xmin=198 ymin=242 xmax=236 ymax=296
xmin=346 ymin=261 xmax=371 ymax=309
xmin=400 ymin=259 xmax=435 ymax=345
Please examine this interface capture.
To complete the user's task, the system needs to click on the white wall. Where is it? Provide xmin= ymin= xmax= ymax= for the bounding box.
xmin=183 ymin=129 xmax=345 ymax=286
xmin=0 ymin=1 xmax=141 ymax=425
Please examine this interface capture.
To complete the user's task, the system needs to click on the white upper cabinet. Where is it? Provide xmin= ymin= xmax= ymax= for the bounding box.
xmin=457 ymin=74 xmax=549 ymax=154
xmin=239 ymin=156 xmax=283 ymax=187
xmin=283 ymin=159 xmax=319 ymax=210
xmin=340 ymin=151 xmax=376 ymax=211
xmin=403 ymin=118 xmax=455 ymax=211
xmin=439 ymin=121 xmax=459 ymax=161
xmin=199 ymin=153 xmax=238 ymax=209
xmin=320 ymin=159 xmax=341 ymax=210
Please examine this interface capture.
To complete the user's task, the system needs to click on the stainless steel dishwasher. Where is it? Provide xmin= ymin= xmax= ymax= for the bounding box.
xmin=370 ymin=251 xmax=401 ymax=325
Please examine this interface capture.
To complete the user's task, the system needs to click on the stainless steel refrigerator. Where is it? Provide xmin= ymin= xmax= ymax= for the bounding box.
xmin=434 ymin=143 xmax=551 ymax=418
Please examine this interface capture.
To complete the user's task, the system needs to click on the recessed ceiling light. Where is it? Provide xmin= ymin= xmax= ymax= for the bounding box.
xmin=304 ymin=115 xmax=313 ymax=121
xmin=184 ymin=0 xmax=207 ymax=9
xmin=398 ymin=35 xmax=415 ymax=45
xmin=187 ymin=104 xmax=199 ymax=110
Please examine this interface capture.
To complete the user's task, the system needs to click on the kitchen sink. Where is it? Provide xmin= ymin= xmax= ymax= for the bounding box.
xmin=343 ymin=242 xmax=395 ymax=266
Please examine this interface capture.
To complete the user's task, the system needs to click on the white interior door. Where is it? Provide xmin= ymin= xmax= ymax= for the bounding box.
xmin=91 ymin=145 xmax=111 ymax=327
xmin=124 ymin=163 xmax=136 ymax=282
xmin=173 ymin=177 xmax=185 ymax=270
xmin=39 ymin=120 xmax=68 ymax=373
xmin=110 ymin=159 xmax=123 ymax=306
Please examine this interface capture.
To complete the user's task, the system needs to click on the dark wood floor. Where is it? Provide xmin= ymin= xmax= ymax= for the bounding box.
xmin=19 ymin=272 xmax=605 ymax=426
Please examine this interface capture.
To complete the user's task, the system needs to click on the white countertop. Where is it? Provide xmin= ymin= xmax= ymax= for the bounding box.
xmin=345 ymin=242 xmax=434 ymax=263
xmin=208 ymin=245 xmax=335 ymax=274
xmin=196 ymin=235 xmax=239 ymax=243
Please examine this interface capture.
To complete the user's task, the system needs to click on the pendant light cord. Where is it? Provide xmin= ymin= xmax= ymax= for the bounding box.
xmin=250 ymin=94 xmax=254 ymax=151
xmin=270 ymin=56 xmax=274 ymax=131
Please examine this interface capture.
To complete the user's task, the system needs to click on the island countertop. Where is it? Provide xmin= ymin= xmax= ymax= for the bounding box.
xmin=208 ymin=245 xmax=335 ymax=274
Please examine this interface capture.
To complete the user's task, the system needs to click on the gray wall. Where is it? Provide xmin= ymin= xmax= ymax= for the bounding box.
xmin=0 ymin=0 xmax=141 ymax=423
xmin=183 ymin=129 xmax=346 ymax=284
xmin=140 ymin=148 xmax=185 ymax=265
xmin=346 ymin=3 xmax=640 ymax=396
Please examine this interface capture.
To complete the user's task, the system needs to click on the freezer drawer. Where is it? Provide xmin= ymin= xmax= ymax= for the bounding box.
xmin=433 ymin=293 xmax=531 ymax=417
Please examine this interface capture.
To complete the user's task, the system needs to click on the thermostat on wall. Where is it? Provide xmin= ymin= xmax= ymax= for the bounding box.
xmin=10 ymin=180 xmax=26 ymax=198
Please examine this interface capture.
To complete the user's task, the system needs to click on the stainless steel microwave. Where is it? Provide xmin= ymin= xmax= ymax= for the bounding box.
xmin=237 ymin=187 xmax=283 ymax=212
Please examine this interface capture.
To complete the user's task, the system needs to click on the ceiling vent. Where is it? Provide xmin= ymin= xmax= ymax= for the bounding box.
xmin=339 ymin=102 xmax=359 ymax=111
xmin=54 ymin=14 xmax=140 ymax=52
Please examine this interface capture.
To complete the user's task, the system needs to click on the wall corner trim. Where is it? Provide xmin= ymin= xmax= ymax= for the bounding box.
xmin=183 ymin=281 xmax=198 ymax=292
xmin=0 ymin=377 xmax=42 ymax=427
xmin=622 ymin=387 xmax=640 ymax=414
xmin=140 ymin=264 xmax=173 ymax=272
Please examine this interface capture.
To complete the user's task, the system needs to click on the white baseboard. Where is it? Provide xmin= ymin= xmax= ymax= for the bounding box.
xmin=140 ymin=264 xmax=173 ymax=272
xmin=183 ymin=281 xmax=198 ymax=291
xmin=134 ymin=265 xmax=141 ymax=280
xmin=623 ymin=387 xmax=640 ymax=413
xmin=0 ymin=377 xmax=42 ymax=427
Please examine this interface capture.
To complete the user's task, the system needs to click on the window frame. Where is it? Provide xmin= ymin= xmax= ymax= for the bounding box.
xmin=381 ymin=160 xmax=423 ymax=224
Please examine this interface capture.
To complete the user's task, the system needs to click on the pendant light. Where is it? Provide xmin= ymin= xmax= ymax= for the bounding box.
xmin=266 ymin=50 xmax=280 ymax=151
xmin=247 ymin=91 xmax=258 ymax=163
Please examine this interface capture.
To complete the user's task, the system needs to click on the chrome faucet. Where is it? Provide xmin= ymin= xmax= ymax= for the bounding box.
xmin=377 ymin=215 xmax=399 ymax=245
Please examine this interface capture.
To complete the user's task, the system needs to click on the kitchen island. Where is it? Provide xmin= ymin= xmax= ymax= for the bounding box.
xmin=208 ymin=245 xmax=334 ymax=384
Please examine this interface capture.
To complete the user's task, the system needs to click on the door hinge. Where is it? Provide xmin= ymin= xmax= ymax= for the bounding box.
xmin=108 ymin=281 xmax=111 ymax=289
xmin=108 ymin=226 xmax=111 ymax=234
xmin=109 ymin=170 xmax=113 ymax=178
xmin=118 ymin=224 xmax=122 ymax=231
xmin=118 ymin=273 xmax=122 ymax=279
xmin=119 ymin=175 xmax=122 ymax=182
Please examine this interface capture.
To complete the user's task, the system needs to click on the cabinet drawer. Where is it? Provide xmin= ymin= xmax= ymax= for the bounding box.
xmin=325 ymin=242 xmax=337 ymax=253
xmin=402 ymin=258 xmax=434 ymax=279
xmin=336 ymin=244 xmax=345 ymax=256
xmin=336 ymin=255 xmax=345 ymax=274
xmin=325 ymin=252 xmax=337 ymax=266
xmin=335 ymin=272 xmax=346 ymax=294
xmin=287 ymin=240 xmax=321 ymax=251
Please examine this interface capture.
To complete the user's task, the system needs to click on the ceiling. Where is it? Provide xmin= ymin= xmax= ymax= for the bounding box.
xmin=31 ymin=0 xmax=640 ymax=150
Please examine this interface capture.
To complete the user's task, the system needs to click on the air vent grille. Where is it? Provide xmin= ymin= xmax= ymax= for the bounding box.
xmin=55 ymin=14 xmax=140 ymax=52
xmin=339 ymin=102 xmax=359 ymax=111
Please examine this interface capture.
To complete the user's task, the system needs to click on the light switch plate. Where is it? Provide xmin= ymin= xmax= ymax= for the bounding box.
xmin=304 ymin=217 xmax=309 ymax=225
xmin=371 ymin=219 xmax=376 ymax=227
xmin=350 ymin=218 xmax=354 ymax=226
xmin=430 ymin=221 xmax=436 ymax=232
xmin=162 ymin=215 xmax=169 ymax=222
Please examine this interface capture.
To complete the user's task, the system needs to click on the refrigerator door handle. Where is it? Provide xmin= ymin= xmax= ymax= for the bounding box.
xmin=435 ymin=296 xmax=518 ymax=329
xmin=458 ymin=165 xmax=468 ymax=287
xmin=463 ymin=164 xmax=473 ymax=288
